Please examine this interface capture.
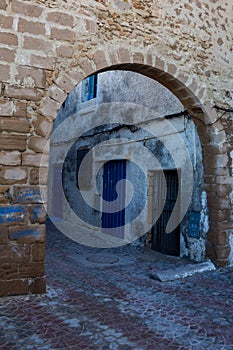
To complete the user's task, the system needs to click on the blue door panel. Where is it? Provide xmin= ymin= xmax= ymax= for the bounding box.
xmin=102 ymin=160 xmax=126 ymax=237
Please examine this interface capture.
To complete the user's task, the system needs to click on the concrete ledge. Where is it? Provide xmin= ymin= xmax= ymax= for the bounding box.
xmin=149 ymin=261 xmax=216 ymax=282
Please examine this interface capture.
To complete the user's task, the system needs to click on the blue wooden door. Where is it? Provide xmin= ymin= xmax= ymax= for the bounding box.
xmin=102 ymin=160 xmax=126 ymax=238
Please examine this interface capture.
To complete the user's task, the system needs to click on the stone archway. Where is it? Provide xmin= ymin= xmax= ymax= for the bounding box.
xmin=41 ymin=47 xmax=232 ymax=267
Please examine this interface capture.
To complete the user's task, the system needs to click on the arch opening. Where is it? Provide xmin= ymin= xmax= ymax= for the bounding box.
xmin=47 ymin=68 xmax=209 ymax=263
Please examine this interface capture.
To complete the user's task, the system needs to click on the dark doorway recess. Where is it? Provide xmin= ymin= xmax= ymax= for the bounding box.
xmin=152 ymin=170 xmax=180 ymax=256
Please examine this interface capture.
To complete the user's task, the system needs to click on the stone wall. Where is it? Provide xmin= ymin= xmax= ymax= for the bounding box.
xmin=0 ymin=0 xmax=232 ymax=296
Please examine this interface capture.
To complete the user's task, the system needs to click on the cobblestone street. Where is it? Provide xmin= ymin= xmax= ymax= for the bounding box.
xmin=0 ymin=220 xmax=232 ymax=350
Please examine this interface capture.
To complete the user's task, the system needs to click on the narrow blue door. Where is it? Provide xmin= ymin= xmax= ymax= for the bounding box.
xmin=102 ymin=160 xmax=126 ymax=238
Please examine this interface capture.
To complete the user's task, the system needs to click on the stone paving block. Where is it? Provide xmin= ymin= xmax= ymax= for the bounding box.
xmin=0 ymin=222 xmax=232 ymax=348
xmin=0 ymin=205 xmax=27 ymax=225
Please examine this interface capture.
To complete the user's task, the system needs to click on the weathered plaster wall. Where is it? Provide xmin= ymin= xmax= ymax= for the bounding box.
xmin=0 ymin=0 xmax=232 ymax=296
xmin=50 ymin=71 xmax=207 ymax=262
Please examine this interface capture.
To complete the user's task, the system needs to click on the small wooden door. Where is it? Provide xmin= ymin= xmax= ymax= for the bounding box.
xmin=102 ymin=160 xmax=126 ymax=238
xmin=152 ymin=170 xmax=180 ymax=256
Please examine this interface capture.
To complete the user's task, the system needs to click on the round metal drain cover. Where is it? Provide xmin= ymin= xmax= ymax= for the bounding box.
xmin=86 ymin=255 xmax=119 ymax=264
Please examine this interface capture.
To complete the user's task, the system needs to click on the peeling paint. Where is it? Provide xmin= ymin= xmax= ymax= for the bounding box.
xmin=200 ymin=191 xmax=209 ymax=235
xmin=0 ymin=205 xmax=26 ymax=224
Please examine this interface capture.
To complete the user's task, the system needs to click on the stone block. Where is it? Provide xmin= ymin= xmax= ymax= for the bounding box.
xmin=50 ymin=27 xmax=75 ymax=43
xmin=0 ymin=32 xmax=18 ymax=46
xmin=214 ymin=221 xmax=233 ymax=231
xmin=79 ymin=58 xmax=95 ymax=77
xmin=0 ymin=100 xmax=15 ymax=116
xmin=85 ymin=19 xmax=97 ymax=34
xmin=0 ymin=264 xmax=18 ymax=279
xmin=0 ymin=47 xmax=16 ymax=62
xmin=214 ymin=245 xmax=231 ymax=260
xmin=49 ymin=85 xmax=67 ymax=104
xmin=0 ymin=226 xmax=8 ymax=243
xmin=30 ymin=54 xmax=56 ymax=70
xmin=33 ymin=115 xmax=53 ymax=137
xmin=9 ymin=224 xmax=46 ymax=243
xmin=18 ymin=261 xmax=44 ymax=278
xmin=6 ymin=86 xmax=41 ymax=101
xmin=215 ymin=259 xmax=230 ymax=268
xmin=208 ymin=198 xmax=231 ymax=210
xmin=55 ymin=74 xmax=75 ymax=93
xmin=118 ymin=47 xmax=130 ymax=63
xmin=11 ymin=243 xmax=30 ymax=263
xmin=14 ymin=102 xmax=27 ymax=117
xmin=108 ymin=47 xmax=118 ymax=66
xmin=13 ymin=186 xmax=46 ymax=204
xmin=208 ymin=228 xmax=228 ymax=245
xmin=211 ymin=209 xmax=228 ymax=222
xmin=211 ymin=131 xmax=227 ymax=144
xmin=0 ymin=151 xmax=21 ymax=165
xmin=0 ymin=279 xmax=28 ymax=297
xmin=56 ymin=44 xmax=74 ymax=58
xmin=38 ymin=97 xmax=60 ymax=119
xmin=47 ymin=11 xmax=74 ymax=27
xmin=205 ymin=166 xmax=229 ymax=176
xmin=0 ymin=0 xmax=8 ymax=11
xmin=29 ymin=276 xmax=46 ymax=294
xmin=0 ymin=117 xmax=29 ymax=133
xmin=28 ymin=136 xmax=49 ymax=153
xmin=31 ymin=242 xmax=46 ymax=261
xmin=167 ymin=63 xmax=177 ymax=76
xmin=0 ymin=245 xmax=12 ymax=263
xmin=18 ymin=18 xmax=45 ymax=35
xmin=133 ymin=52 xmax=144 ymax=64
xmin=23 ymin=36 xmax=52 ymax=53
xmin=0 ymin=64 xmax=10 ymax=81
xmin=93 ymin=49 xmax=108 ymax=70
xmin=16 ymin=66 xmax=46 ymax=89
xmin=204 ymin=154 xmax=229 ymax=169
xmin=29 ymin=204 xmax=47 ymax=224
xmin=12 ymin=0 xmax=43 ymax=18
xmin=0 ymin=14 xmax=13 ymax=29
xmin=0 ymin=205 xmax=27 ymax=225
xmin=66 ymin=69 xmax=84 ymax=85
xmin=29 ymin=167 xmax=48 ymax=185
xmin=22 ymin=153 xmax=49 ymax=167
xmin=0 ymin=166 xmax=28 ymax=184
xmin=212 ymin=176 xmax=232 ymax=185
xmin=0 ymin=135 xmax=27 ymax=151
xmin=208 ymin=184 xmax=231 ymax=197
xmin=0 ymin=185 xmax=11 ymax=204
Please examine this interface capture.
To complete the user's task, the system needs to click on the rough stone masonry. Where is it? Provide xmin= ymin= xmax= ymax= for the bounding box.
xmin=0 ymin=0 xmax=232 ymax=296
